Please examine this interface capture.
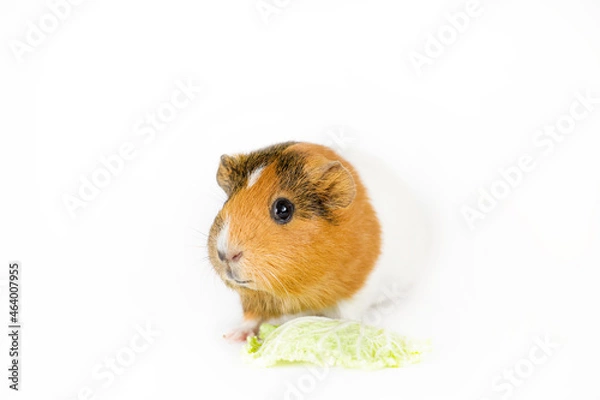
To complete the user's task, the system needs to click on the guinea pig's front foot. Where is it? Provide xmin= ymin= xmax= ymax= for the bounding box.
xmin=223 ymin=319 xmax=260 ymax=343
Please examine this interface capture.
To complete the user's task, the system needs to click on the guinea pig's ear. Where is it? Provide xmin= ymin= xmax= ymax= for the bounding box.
xmin=216 ymin=154 xmax=237 ymax=196
xmin=307 ymin=157 xmax=356 ymax=209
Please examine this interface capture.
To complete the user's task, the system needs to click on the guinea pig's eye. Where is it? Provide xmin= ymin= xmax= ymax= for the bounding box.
xmin=271 ymin=198 xmax=294 ymax=224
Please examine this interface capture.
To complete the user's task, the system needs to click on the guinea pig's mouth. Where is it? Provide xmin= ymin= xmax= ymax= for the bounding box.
xmin=226 ymin=267 xmax=252 ymax=286
xmin=228 ymin=277 xmax=253 ymax=287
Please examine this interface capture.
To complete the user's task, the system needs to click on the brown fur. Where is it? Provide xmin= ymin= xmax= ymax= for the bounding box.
xmin=208 ymin=142 xmax=381 ymax=322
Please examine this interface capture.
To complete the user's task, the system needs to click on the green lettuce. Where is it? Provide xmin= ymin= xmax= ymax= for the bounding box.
xmin=243 ymin=316 xmax=430 ymax=369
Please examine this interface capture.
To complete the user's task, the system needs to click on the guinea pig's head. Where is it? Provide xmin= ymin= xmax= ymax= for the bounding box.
xmin=207 ymin=142 xmax=358 ymax=296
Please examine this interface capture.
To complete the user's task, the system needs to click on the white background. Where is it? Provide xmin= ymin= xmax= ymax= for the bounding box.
xmin=1 ymin=0 xmax=600 ymax=399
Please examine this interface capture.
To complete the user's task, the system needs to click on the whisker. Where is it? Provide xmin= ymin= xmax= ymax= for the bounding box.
xmin=184 ymin=244 xmax=209 ymax=249
xmin=263 ymin=266 xmax=290 ymax=300
xmin=252 ymin=268 xmax=278 ymax=299
xmin=187 ymin=226 xmax=209 ymax=238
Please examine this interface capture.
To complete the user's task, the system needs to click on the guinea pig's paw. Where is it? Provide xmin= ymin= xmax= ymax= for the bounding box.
xmin=223 ymin=320 xmax=259 ymax=343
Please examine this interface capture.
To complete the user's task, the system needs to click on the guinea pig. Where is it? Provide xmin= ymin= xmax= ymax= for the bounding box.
xmin=208 ymin=141 xmax=385 ymax=342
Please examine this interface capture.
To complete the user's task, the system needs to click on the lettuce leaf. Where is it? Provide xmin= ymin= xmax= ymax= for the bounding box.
xmin=243 ymin=316 xmax=430 ymax=369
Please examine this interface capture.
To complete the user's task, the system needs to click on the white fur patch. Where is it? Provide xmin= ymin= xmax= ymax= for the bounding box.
xmin=247 ymin=166 xmax=265 ymax=188
xmin=336 ymin=270 xmax=382 ymax=321
xmin=217 ymin=218 xmax=230 ymax=255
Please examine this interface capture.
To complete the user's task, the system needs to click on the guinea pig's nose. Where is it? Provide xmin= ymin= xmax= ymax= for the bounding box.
xmin=218 ymin=250 xmax=243 ymax=263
